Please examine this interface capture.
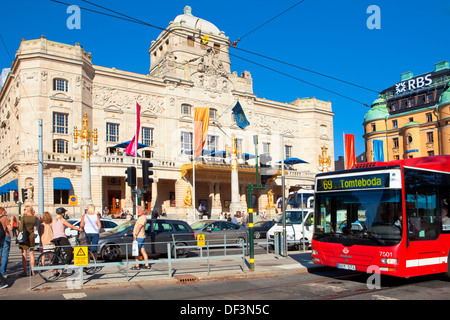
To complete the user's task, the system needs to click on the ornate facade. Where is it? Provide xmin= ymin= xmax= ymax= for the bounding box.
xmin=364 ymin=61 xmax=450 ymax=161
xmin=0 ymin=7 xmax=334 ymax=218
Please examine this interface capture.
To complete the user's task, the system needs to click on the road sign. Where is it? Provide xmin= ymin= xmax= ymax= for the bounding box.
xmin=197 ymin=234 xmax=205 ymax=247
xmin=74 ymin=246 xmax=88 ymax=266
xmin=69 ymin=195 xmax=78 ymax=206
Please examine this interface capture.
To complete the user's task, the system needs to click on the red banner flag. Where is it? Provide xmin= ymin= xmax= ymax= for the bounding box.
xmin=344 ymin=133 xmax=356 ymax=169
xmin=124 ymin=102 xmax=141 ymax=156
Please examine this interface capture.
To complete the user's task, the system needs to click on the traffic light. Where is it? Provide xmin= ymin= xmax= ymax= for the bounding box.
xmin=125 ymin=166 xmax=136 ymax=188
xmin=142 ymin=160 xmax=154 ymax=189
xmin=21 ymin=188 xmax=28 ymax=202
xmin=13 ymin=190 xmax=19 ymax=203
xmin=260 ymin=154 xmax=272 ymax=187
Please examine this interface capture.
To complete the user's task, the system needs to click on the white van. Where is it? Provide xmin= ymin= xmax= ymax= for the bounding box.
xmin=267 ymin=208 xmax=314 ymax=249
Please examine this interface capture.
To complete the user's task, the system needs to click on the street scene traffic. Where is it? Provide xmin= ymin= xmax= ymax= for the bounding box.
xmin=0 ymin=1 xmax=450 ymax=310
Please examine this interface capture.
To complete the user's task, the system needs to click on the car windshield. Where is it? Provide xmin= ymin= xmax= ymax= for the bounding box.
xmin=190 ymin=221 xmax=210 ymax=230
xmin=107 ymin=221 xmax=135 ymax=234
xmin=277 ymin=211 xmax=310 ymax=224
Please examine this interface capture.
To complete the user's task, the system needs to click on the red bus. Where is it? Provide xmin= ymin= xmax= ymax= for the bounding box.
xmin=312 ymin=155 xmax=450 ymax=278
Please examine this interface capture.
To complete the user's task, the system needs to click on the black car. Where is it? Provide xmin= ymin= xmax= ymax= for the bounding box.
xmin=98 ymin=219 xmax=195 ymax=261
xmin=248 ymin=220 xmax=276 ymax=239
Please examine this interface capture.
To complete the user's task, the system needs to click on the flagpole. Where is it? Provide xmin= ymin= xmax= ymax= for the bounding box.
xmin=343 ymin=132 xmax=346 ymax=169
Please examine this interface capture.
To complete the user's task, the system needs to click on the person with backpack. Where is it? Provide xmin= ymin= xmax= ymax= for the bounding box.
xmin=0 ymin=207 xmax=12 ymax=288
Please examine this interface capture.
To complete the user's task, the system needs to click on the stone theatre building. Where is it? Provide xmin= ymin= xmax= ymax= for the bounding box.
xmin=0 ymin=7 xmax=334 ymax=218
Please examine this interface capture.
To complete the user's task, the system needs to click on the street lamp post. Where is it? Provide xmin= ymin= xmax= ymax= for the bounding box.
xmin=73 ymin=113 xmax=98 ymax=213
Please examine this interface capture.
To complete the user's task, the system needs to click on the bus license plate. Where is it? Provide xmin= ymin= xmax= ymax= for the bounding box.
xmin=337 ymin=263 xmax=356 ymax=271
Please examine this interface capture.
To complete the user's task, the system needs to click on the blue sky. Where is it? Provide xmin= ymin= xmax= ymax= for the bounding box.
xmin=1 ymin=0 xmax=449 ymax=159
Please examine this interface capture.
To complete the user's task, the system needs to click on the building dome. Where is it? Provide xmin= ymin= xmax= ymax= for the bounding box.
xmin=172 ymin=6 xmax=221 ymax=35
xmin=438 ymin=85 xmax=450 ymax=106
xmin=364 ymin=97 xmax=389 ymax=122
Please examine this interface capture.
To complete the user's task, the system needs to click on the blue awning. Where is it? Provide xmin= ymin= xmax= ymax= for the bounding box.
xmin=6 ymin=179 xmax=18 ymax=191
xmin=53 ymin=178 xmax=72 ymax=190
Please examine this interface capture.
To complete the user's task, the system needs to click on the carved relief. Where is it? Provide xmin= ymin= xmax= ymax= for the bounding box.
xmin=190 ymin=48 xmax=233 ymax=96
xmin=247 ymin=111 xmax=297 ymax=134
xmin=93 ymin=86 xmax=165 ymax=114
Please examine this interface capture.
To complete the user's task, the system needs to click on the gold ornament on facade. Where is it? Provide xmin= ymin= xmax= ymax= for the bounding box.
xmin=267 ymin=189 xmax=275 ymax=208
xmin=318 ymin=145 xmax=331 ymax=172
xmin=183 ymin=185 xmax=192 ymax=206
xmin=73 ymin=113 xmax=98 ymax=160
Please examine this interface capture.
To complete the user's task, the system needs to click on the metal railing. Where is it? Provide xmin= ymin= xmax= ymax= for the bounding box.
xmin=30 ymin=238 xmax=246 ymax=289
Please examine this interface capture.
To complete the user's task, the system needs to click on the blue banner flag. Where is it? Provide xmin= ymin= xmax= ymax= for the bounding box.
xmin=232 ymin=101 xmax=250 ymax=130
xmin=373 ymin=140 xmax=384 ymax=162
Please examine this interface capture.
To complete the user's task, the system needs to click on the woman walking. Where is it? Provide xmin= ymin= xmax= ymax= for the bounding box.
xmin=80 ymin=204 xmax=101 ymax=259
xmin=19 ymin=205 xmax=37 ymax=276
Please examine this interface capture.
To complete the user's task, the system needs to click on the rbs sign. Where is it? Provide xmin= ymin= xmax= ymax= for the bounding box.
xmin=395 ymin=74 xmax=433 ymax=95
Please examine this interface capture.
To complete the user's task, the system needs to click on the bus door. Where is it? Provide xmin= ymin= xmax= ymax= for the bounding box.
xmin=405 ymin=194 xmax=443 ymax=276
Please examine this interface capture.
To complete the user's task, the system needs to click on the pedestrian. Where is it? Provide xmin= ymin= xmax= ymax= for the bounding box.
xmin=38 ymin=212 xmax=53 ymax=250
xmin=80 ymin=204 xmax=101 ymax=260
xmin=11 ymin=216 xmax=18 ymax=240
xmin=103 ymin=206 xmax=109 ymax=217
xmin=131 ymin=206 xmax=150 ymax=270
xmin=52 ymin=207 xmax=82 ymax=265
xmin=19 ymin=205 xmax=37 ymax=276
xmin=0 ymin=207 xmax=13 ymax=279
xmin=231 ymin=214 xmax=238 ymax=224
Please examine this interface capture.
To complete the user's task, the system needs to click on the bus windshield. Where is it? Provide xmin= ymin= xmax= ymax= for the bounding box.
xmin=314 ymin=189 xmax=402 ymax=246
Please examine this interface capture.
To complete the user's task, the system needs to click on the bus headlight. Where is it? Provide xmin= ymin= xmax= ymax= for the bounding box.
xmin=312 ymin=249 xmax=318 ymax=256
xmin=381 ymin=258 xmax=398 ymax=265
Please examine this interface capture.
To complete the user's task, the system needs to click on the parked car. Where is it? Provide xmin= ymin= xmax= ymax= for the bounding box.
xmin=65 ymin=218 xmax=119 ymax=239
xmin=98 ymin=219 xmax=195 ymax=261
xmin=190 ymin=220 xmax=248 ymax=246
xmin=248 ymin=220 xmax=276 ymax=239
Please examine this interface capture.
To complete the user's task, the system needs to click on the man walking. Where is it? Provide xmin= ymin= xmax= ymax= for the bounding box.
xmin=131 ymin=206 xmax=151 ymax=270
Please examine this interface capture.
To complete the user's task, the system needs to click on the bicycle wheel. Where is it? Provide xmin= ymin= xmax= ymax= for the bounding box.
xmin=37 ymin=251 xmax=62 ymax=282
xmin=83 ymin=251 xmax=101 ymax=275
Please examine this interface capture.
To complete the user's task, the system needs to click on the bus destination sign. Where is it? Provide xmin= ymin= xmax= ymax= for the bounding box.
xmin=317 ymin=173 xmax=390 ymax=191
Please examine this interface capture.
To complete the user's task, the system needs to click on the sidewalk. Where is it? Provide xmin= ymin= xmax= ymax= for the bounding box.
xmin=0 ymin=241 xmax=326 ymax=295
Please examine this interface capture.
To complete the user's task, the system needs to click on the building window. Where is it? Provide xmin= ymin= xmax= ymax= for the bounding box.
xmin=142 ymin=127 xmax=154 ymax=147
xmin=106 ymin=123 xmax=119 ymax=143
xmin=391 ymin=102 xmax=399 ymax=111
xmin=181 ymin=104 xmax=192 ymax=115
xmin=409 ymin=117 xmax=414 ymax=122
xmin=426 ymin=93 xmax=434 ymax=104
xmin=54 ymin=189 xmax=69 ymax=205
xmin=426 ymin=113 xmax=432 ymax=123
xmin=53 ymin=78 xmax=69 ymax=92
xmin=407 ymin=134 xmax=413 ymax=145
xmin=427 ymin=132 xmax=434 ymax=143
xmin=392 ymin=120 xmax=398 ymax=129
xmin=428 ymin=151 xmax=435 ymax=156
xmin=285 ymin=145 xmax=292 ymax=159
xmin=371 ymin=123 xmax=376 ymax=132
xmin=181 ymin=131 xmax=193 ymax=155
xmin=53 ymin=112 xmax=68 ymax=134
xmin=393 ymin=137 xmax=399 ymax=148
xmin=401 ymin=99 xmax=407 ymax=109
xmin=207 ymin=135 xmax=219 ymax=153
xmin=408 ymin=98 xmax=415 ymax=108
xmin=209 ymin=108 xmax=217 ymax=120
xmin=53 ymin=139 xmax=69 ymax=154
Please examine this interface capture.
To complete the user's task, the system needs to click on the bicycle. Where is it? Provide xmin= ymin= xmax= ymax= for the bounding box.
xmin=36 ymin=236 xmax=99 ymax=282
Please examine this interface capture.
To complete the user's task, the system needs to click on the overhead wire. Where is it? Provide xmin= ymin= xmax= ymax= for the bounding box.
xmin=48 ymin=0 xmax=373 ymax=106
